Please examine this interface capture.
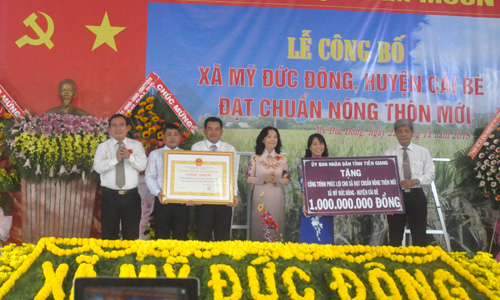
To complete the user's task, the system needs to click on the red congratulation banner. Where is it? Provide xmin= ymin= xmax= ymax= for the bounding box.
xmin=153 ymin=77 xmax=198 ymax=134
xmin=467 ymin=108 xmax=500 ymax=159
xmin=0 ymin=84 xmax=25 ymax=118
xmin=117 ymin=72 xmax=160 ymax=115
xmin=301 ymin=156 xmax=404 ymax=216
xmin=118 ymin=72 xmax=198 ymax=134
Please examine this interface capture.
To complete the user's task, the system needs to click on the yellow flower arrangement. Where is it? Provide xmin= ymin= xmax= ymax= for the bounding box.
xmin=282 ymin=266 xmax=315 ymax=300
xmin=34 ymin=261 xmax=68 ymax=300
xmin=394 ymin=269 xmax=436 ymax=300
xmin=208 ymin=264 xmax=243 ymax=300
xmin=329 ymin=267 xmax=366 ymax=300
xmin=0 ymin=238 xmax=499 ymax=300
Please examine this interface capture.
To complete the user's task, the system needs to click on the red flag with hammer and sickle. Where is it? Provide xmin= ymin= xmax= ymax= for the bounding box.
xmin=0 ymin=0 xmax=147 ymax=117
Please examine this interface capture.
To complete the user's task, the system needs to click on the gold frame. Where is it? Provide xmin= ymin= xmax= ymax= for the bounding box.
xmin=161 ymin=151 xmax=234 ymax=205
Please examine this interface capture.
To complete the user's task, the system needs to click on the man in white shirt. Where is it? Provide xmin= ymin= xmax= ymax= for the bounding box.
xmin=145 ymin=123 xmax=190 ymax=240
xmin=384 ymin=118 xmax=435 ymax=246
xmin=191 ymin=117 xmax=239 ymax=241
xmin=93 ymin=114 xmax=147 ymax=240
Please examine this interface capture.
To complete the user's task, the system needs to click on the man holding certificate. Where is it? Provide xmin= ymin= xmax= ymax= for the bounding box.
xmin=191 ymin=117 xmax=239 ymax=241
xmin=145 ymin=123 xmax=190 ymax=240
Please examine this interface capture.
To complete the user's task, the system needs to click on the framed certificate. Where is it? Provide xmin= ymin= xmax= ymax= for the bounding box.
xmin=161 ymin=151 xmax=234 ymax=205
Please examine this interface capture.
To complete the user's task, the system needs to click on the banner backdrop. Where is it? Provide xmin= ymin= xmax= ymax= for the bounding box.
xmin=1 ymin=0 xmax=500 ymax=250
xmin=146 ymin=2 xmax=498 ymax=125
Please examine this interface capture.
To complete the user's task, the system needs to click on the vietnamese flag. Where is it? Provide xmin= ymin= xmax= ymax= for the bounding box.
xmin=0 ymin=0 xmax=148 ymax=117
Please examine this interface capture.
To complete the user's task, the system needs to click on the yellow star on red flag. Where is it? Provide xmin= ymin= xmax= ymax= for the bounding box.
xmin=86 ymin=12 xmax=125 ymax=51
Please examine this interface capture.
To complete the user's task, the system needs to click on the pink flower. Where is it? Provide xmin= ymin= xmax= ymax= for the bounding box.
xmin=23 ymin=123 xmax=33 ymax=133
xmin=42 ymin=126 xmax=52 ymax=137
xmin=54 ymin=126 xmax=63 ymax=135
xmin=479 ymin=153 xmax=486 ymax=159
xmin=480 ymin=181 xmax=486 ymax=186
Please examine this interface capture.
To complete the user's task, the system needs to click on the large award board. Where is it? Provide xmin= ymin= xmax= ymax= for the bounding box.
xmin=301 ymin=156 xmax=404 ymax=216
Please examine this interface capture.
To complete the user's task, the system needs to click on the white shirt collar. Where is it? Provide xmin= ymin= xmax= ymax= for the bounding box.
xmin=112 ymin=137 xmax=127 ymax=146
xmin=398 ymin=142 xmax=414 ymax=151
xmin=205 ymin=139 xmax=221 ymax=149
xmin=163 ymin=145 xmax=180 ymax=151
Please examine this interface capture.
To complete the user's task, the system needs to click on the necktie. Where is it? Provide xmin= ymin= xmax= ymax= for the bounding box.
xmin=211 ymin=144 xmax=217 ymax=151
xmin=402 ymin=147 xmax=411 ymax=180
xmin=116 ymin=142 xmax=125 ymax=188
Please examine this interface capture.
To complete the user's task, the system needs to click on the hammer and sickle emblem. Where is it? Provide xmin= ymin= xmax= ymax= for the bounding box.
xmin=15 ymin=11 xmax=55 ymax=49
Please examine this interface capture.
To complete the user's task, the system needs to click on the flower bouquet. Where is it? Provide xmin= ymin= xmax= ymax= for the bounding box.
xmin=2 ymin=113 xmax=108 ymax=182
xmin=126 ymin=90 xmax=202 ymax=154
xmin=474 ymin=129 xmax=500 ymax=201
xmin=454 ymin=126 xmax=500 ymax=209
xmin=256 ymin=192 xmax=283 ymax=243
xmin=0 ymin=111 xmax=18 ymax=192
